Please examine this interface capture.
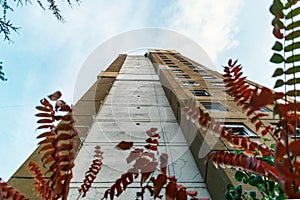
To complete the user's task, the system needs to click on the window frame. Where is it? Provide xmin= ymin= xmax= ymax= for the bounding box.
xmin=201 ymin=102 xmax=227 ymax=112
xmin=176 ymin=74 xmax=191 ymax=79
xmin=190 ymin=89 xmax=210 ymax=96
xmin=224 ymin=123 xmax=258 ymax=137
xmin=182 ymin=81 xmax=200 ymax=87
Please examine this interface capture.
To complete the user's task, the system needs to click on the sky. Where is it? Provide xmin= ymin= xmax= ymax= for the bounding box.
xmin=0 ymin=0 xmax=275 ymax=181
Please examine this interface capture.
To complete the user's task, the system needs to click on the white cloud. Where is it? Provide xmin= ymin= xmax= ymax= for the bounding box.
xmin=166 ymin=0 xmax=243 ymax=62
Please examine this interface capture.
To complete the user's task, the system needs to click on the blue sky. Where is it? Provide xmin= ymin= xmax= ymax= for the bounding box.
xmin=0 ymin=0 xmax=275 ymax=180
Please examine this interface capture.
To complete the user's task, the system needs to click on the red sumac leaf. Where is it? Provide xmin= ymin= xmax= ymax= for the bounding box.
xmin=259 ymin=146 xmax=272 ymax=157
xmin=37 ymin=119 xmax=54 ymax=124
xmin=37 ymin=124 xmax=54 ymax=129
xmin=35 ymin=113 xmax=53 ymax=118
xmin=241 ymin=138 xmax=248 ymax=149
xmin=115 ymin=141 xmax=133 ymax=150
xmin=146 ymin=138 xmax=159 ymax=144
xmin=146 ymin=128 xmax=159 ymax=137
xmin=255 ymin=121 xmax=263 ymax=131
xmin=145 ymin=144 xmax=158 ymax=151
xmin=36 ymin=106 xmax=51 ymax=112
xmin=151 ymin=174 xmax=167 ymax=198
xmin=166 ymin=182 xmax=177 ymax=199
xmin=289 ymin=140 xmax=300 ymax=156
xmin=126 ymin=149 xmax=143 ymax=163
xmin=250 ymin=87 xmax=275 ymax=109
xmin=36 ymin=131 xmax=55 ymax=139
xmin=160 ymin=153 xmax=168 ymax=174
xmin=141 ymin=172 xmax=152 ymax=185
xmin=228 ymin=59 xmax=232 ymax=66
xmin=176 ymin=188 xmax=188 ymax=200
xmin=233 ymin=134 xmax=239 ymax=146
xmin=187 ymin=190 xmax=198 ymax=197
xmin=48 ymin=91 xmax=62 ymax=101
xmin=141 ymin=161 xmax=157 ymax=173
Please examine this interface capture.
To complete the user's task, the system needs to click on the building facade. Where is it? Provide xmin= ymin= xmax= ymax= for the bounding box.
xmin=8 ymin=50 xmax=276 ymax=199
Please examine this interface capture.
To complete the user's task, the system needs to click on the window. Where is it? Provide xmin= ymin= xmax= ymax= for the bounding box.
xmin=202 ymin=75 xmax=215 ymax=79
xmin=201 ymin=102 xmax=227 ymax=112
xmin=172 ymin=69 xmax=184 ymax=73
xmin=183 ymin=62 xmax=192 ymax=65
xmin=245 ymin=103 xmax=271 ymax=112
xmin=168 ymin=65 xmax=179 ymax=68
xmin=271 ymin=123 xmax=300 ymax=138
xmin=164 ymin=59 xmax=172 ymax=62
xmin=212 ymin=82 xmax=226 ymax=86
xmin=182 ymin=81 xmax=199 ymax=86
xmin=166 ymin=62 xmax=175 ymax=65
xmin=190 ymin=90 xmax=210 ymax=96
xmin=193 ymin=69 xmax=205 ymax=73
xmin=176 ymin=74 xmax=191 ymax=79
xmin=291 ymin=128 xmax=300 ymax=138
xmin=189 ymin=65 xmax=203 ymax=69
xmin=225 ymin=123 xmax=258 ymax=137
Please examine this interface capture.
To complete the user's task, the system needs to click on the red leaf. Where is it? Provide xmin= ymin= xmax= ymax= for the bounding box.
xmin=233 ymin=135 xmax=239 ymax=146
xmin=126 ymin=149 xmax=143 ymax=163
xmin=141 ymin=172 xmax=152 ymax=185
xmin=146 ymin=138 xmax=159 ymax=144
xmin=289 ymin=140 xmax=300 ymax=156
xmin=255 ymin=121 xmax=263 ymax=131
xmin=35 ymin=113 xmax=53 ymax=118
xmin=145 ymin=144 xmax=158 ymax=151
xmin=37 ymin=124 xmax=54 ymax=129
xmin=250 ymin=87 xmax=274 ymax=109
xmin=166 ymin=182 xmax=177 ymax=200
xmin=36 ymin=131 xmax=55 ymax=139
xmin=187 ymin=190 xmax=198 ymax=197
xmin=273 ymin=26 xmax=284 ymax=39
xmin=141 ymin=161 xmax=157 ymax=173
xmin=146 ymin=128 xmax=158 ymax=137
xmin=48 ymin=91 xmax=62 ymax=101
xmin=160 ymin=153 xmax=168 ymax=174
xmin=241 ymin=138 xmax=248 ymax=149
xmin=36 ymin=106 xmax=51 ymax=112
xmin=228 ymin=59 xmax=232 ymax=66
xmin=151 ymin=174 xmax=167 ymax=198
xmin=176 ymin=188 xmax=187 ymax=200
xmin=259 ymin=146 xmax=272 ymax=157
xmin=37 ymin=119 xmax=54 ymax=124
xmin=275 ymin=142 xmax=286 ymax=159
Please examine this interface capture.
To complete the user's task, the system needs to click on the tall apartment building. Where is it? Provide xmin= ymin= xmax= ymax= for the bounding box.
xmin=8 ymin=50 xmax=275 ymax=199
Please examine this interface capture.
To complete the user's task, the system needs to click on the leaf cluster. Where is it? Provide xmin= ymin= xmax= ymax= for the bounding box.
xmin=103 ymin=128 xmax=203 ymax=200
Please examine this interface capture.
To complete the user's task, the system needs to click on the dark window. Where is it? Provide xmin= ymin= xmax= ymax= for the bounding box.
xmin=182 ymin=81 xmax=199 ymax=86
xmin=191 ymin=90 xmax=210 ymax=96
xmin=225 ymin=123 xmax=258 ymax=137
xmin=176 ymin=74 xmax=191 ymax=79
xmin=166 ymin=62 xmax=175 ymax=65
xmin=194 ymin=69 xmax=205 ymax=73
xmin=164 ymin=59 xmax=172 ymax=62
xmin=189 ymin=65 xmax=203 ymax=69
xmin=172 ymin=69 xmax=184 ymax=73
xmin=183 ymin=62 xmax=192 ymax=65
xmin=291 ymin=128 xmax=300 ymax=138
xmin=168 ymin=65 xmax=179 ymax=68
xmin=201 ymin=102 xmax=227 ymax=112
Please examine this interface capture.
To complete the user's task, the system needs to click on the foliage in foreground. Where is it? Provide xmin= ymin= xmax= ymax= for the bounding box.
xmin=184 ymin=0 xmax=300 ymax=199
xmin=0 ymin=91 xmax=208 ymax=199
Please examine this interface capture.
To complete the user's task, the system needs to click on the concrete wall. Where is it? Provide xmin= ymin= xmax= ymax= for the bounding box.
xmin=7 ymin=54 xmax=126 ymax=199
